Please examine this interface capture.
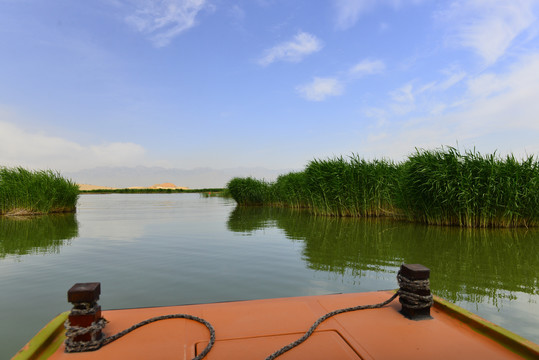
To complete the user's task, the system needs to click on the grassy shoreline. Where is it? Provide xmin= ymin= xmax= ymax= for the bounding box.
xmin=227 ymin=147 xmax=539 ymax=228
xmin=0 ymin=167 xmax=79 ymax=216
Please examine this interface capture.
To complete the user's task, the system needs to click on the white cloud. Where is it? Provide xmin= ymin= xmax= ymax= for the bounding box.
xmin=296 ymin=77 xmax=344 ymax=101
xmin=258 ymin=31 xmax=323 ymax=66
xmin=385 ymin=67 xmax=466 ymax=115
xmin=454 ymin=54 xmax=539 ymax=132
xmin=125 ymin=0 xmax=209 ymax=47
xmin=349 ymin=59 xmax=385 ymax=76
xmin=229 ymin=4 xmax=245 ymax=21
xmin=436 ymin=69 xmax=466 ymax=91
xmin=390 ymin=83 xmax=415 ymax=103
xmin=441 ymin=0 xmax=537 ymax=65
xmin=360 ymin=54 xmax=539 ymax=160
xmin=294 ymin=58 xmax=384 ymax=102
xmin=334 ymin=0 xmax=376 ymax=30
xmin=333 ymin=0 xmax=424 ymax=30
xmin=0 ymin=115 xmax=148 ymax=172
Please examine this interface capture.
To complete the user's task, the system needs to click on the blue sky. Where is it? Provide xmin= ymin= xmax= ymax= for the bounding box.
xmin=1 ymin=0 xmax=539 ymax=184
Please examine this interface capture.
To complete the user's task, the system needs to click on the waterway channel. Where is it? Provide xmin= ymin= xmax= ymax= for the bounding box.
xmin=1 ymin=193 xmax=538 ymax=358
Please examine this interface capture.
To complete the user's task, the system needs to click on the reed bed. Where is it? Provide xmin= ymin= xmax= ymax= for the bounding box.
xmin=228 ymin=155 xmax=399 ymax=217
xmin=227 ymin=147 xmax=539 ymax=227
xmin=398 ymin=148 xmax=539 ymax=227
xmin=0 ymin=167 xmax=79 ymax=216
xmin=303 ymin=156 xmax=399 ymax=217
xmin=227 ymin=177 xmax=272 ymax=205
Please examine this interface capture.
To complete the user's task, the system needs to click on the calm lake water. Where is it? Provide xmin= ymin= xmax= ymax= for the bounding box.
xmin=1 ymin=193 xmax=538 ymax=358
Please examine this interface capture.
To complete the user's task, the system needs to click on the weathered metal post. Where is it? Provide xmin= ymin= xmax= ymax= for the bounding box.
xmin=65 ymin=282 xmax=103 ymax=350
xmin=398 ymin=264 xmax=433 ymax=320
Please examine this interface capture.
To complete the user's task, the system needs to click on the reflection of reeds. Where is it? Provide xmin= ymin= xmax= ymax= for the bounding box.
xmin=227 ymin=147 xmax=539 ymax=227
xmin=0 ymin=167 xmax=79 ymax=215
xmin=0 ymin=214 xmax=79 ymax=257
xmin=227 ymin=206 xmax=539 ymax=303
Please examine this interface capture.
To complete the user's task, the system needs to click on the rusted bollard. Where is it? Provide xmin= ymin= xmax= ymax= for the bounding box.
xmin=66 ymin=282 xmax=103 ymax=347
xmin=398 ymin=264 xmax=433 ymax=320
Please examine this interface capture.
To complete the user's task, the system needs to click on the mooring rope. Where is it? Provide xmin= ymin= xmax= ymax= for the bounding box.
xmin=64 ymin=269 xmax=432 ymax=360
xmin=264 ymin=291 xmax=399 ymax=360
xmin=65 ymin=312 xmax=215 ymax=360
xmin=264 ymin=269 xmax=433 ymax=360
xmin=396 ymin=271 xmax=434 ymax=309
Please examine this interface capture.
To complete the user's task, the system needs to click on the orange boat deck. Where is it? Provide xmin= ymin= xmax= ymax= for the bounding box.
xmin=16 ymin=290 xmax=539 ymax=360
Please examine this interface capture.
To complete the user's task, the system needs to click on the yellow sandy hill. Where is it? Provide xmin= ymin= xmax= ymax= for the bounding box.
xmin=150 ymin=182 xmax=189 ymax=190
xmin=78 ymin=183 xmax=189 ymax=190
xmin=78 ymin=184 xmax=116 ymax=191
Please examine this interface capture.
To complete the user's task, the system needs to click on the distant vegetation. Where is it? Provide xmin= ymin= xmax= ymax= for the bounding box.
xmin=227 ymin=147 xmax=539 ymax=228
xmin=79 ymin=188 xmax=225 ymax=194
xmin=0 ymin=167 xmax=79 ymax=216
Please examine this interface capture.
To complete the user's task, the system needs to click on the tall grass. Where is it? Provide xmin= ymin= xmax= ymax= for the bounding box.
xmin=303 ymin=156 xmax=399 ymax=216
xmin=272 ymin=171 xmax=310 ymax=208
xmin=227 ymin=147 xmax=539 ymax=227
xmin=227 ymin=177 xmax=272 ymax=205
xmin=0 ymin=167 xmax=79 ymax=216
xmin=398 ymin=147 xmax=539 ymax=227
xmin=228 ymin=155 xmax=399 ymax=217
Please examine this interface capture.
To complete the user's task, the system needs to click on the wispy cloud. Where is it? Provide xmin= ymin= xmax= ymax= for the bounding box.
xmin=436 ymin=68 xmax=466 ymax=91
xmin=349 ymin=59 xmax=385 ymax=77
xmin=296 ymin=77 xmax=344 ymax=101
xmin=229 ymin=4 xmax=246 ymax=21
xmin=0 ymin=115 xmax=149 ymax=172
xmin=333 ymin=0 xmax=423 ymax=30
xmin=384 ymin=66 xmax=466 ymax=115
xmin=441 ymin=0 xmax=537 ymax=65
xmin=389 ymin=83 xmax=416 ymax=114
xmin=334 ymin=0 xmax=375 ymax=30
xmin=125 ymin=0 xmax=209 ymax=47
xmin=360 ymin=54 xmax=539 ymax=160
xmin=295 ymin=57 xmax=385 ymax=101
xmin=258 ymin=31 xmax=323 ymax=66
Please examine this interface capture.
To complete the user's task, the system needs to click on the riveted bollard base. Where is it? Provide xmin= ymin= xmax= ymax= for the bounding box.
xmin=399 ymin=264 xmax=433 ymax=320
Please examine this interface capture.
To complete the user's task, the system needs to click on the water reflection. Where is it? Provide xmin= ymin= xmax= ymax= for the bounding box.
xmin=0 ymin=214 xmax=78 ymax=258
xmin=228 ymin=206 xmax=539 ymax=304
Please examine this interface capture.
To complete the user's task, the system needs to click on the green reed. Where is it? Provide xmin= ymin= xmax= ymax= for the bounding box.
xmin=227 ymin=147 xmax=539 ymax=227
xmin=226 ymin=177 xmax=272 ymax=205
xmin=304 ymin=156 xmax=399 ymax=216
xmin=0 ymin=167 xmax=79 ymax=215
xmin=272 ymin=171 xmax=310 ymax=208
xmin=228 ymin=155 xmax=399 ymax=217
xmin=398 ymin=147 xmax=539 ymax=227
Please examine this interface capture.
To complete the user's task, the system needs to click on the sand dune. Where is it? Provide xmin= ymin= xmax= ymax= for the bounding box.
xmin=78 ymin=183 xmax=189 ymax=191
